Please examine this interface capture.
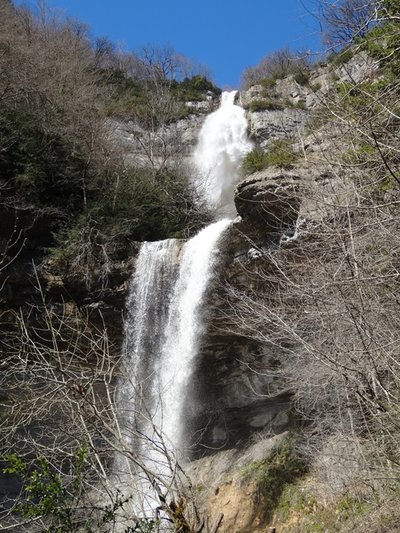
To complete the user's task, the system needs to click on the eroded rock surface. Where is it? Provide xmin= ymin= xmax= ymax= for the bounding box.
xmin=247 ymin=108 xmax=309 ymax=148
xmin=235 ymin=170 xmax=301 ymax=237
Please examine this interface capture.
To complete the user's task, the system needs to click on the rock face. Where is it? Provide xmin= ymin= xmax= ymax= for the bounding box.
xmin=107 ymin=112 xmax=209 ymax=170
xmin=247 ymin=107 xmax=309 ymax=148
xmin=235 ymin=170 xmax=301 ymax=237
xmin=187 ymin=433 xmax=287 ymax=532
xmin=181 ymin=169 xmax=303 ymax=458
xmin=240 ymin=51 xmax=377 ymax=149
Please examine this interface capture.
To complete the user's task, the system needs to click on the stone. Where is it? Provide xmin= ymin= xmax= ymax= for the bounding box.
xmin=235 ymin=169 xmax=301 ymax=235
xmin=247 ymin=108 xmax=309 ymax=148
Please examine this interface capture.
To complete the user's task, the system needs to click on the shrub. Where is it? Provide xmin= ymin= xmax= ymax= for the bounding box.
xmin=282 ymin=98 xmax=306 ymax=109
xmin=295 ymin=100 xmax=307 ymax=110
xmin=362 ymin=19 xmax=400 ymax=75
xmin=51 ymin=169 xmax=211 ymax=286
xmin=242 ymin=147 xmax=270 ymax=174
xmin=260 ymin=77 xmax=277 ymax=89
xmin=328 ymin=47 xmax=354 ymax=66
xmin=310 ymin=82 xmax=322 ymax=92
xmin=266 ymin=139 xmax=298 ymax=168
xmin=171 ymin=75 xmax=221 ymax=101
xmin=242 ymin=140 xmax=298 ymax=174
xmin=249 ymin=99 xmax=284 ymax=112
xmin=0 ymin=103 xmax=90 ymax=215
xmin=241 ymin=441 xmax=307 ymax=523
xmin=294 ymin=71 xmax=310 ymax=86
xmin=2 ymin=448 xmax=154 ymax=532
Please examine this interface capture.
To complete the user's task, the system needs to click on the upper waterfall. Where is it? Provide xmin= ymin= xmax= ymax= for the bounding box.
xmin=193 ymin=90 xmax=253 ymax=218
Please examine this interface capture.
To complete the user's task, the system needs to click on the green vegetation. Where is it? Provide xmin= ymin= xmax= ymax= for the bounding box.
xmin=171 ymin=75 xmax=222 ymax=101
xmin=241 ymin=442 xmax=307 ymax=522
xmin=242 ymin=147 xmax=269 ymax=173
xmin=328 ymin=47 xmax=354 ymax=66
xmin=260 ymin=77 xmax=278 ymax=90
xmin=248 ymin=99 xmax=284 ymax=112
xmin=242 ymin=140 xmax=298 ymax=174
xmin=242 ymin=47 xmax=311 ymax=88
xmin=294 ymin=70 xmax=310 ymax=86
xmin=0 ymin=2 xmax=216 ymax=287
xmin=273 ymin=486 xmax=372 ymax=533
xmin=51 ymin=169 xmax=210 ymax=286
xmin=2 ymin=448 xmax=147 ymax=533
xmin=283 ymin=98 xmax=307 ymax=109
xmin=310 ymin=81 xmax=322 ymax=92
xmin=106 ymin=73 xmax=220 ymax=121
xmin=362 ymin=21 xmax=400 ymax=76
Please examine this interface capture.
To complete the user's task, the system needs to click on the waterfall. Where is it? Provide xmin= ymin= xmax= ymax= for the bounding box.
xmin=193 ymin=90 xmax=253 ymax=217
xmin=115 ymin=91 xmax=251 ymax=516
xmin=152 ymin=218 xmax=231 ymax=448
xmin=118 ymin=220 xmax=230 ymax=454
xmin=118 ymin=240 xmax=181 ymax=448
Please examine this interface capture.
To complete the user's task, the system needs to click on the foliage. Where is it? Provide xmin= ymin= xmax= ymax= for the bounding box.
xmin=171 ymin=74 xmax=221 ymax=101
xmin=0 ymin=103 xmax=90 ymax=214
xmin=0 ymin=2 xmax=213 ymax=289
xmin=248 ymin=99 xmax=284 ymax=112
xmin=273 ymin=485 xmax=372 ymax=533
xmin=327 ymin=46 xmax=354 ymax=66
xmin=104 ymin=70 xmax=220 ymax=120
xmin=310 ymin=81 xmax=322 ymax=92
xmin=260 ymin=77 xmax=277 ymax=89
xmin=51 ymin=169 xmax=211 ymax=287
xmin=241 ymin=442 xmax=307 ymax=522
xmin=361 ymin=16 xmax=400 ymax=75
xmin=294 ymin=100 xmax=307 ymax=109
xmin=294 ymin=70 xmax=310 ymax=86
xmin=242 ymin=147 xmax=270 ymax=174
xmin=2 ymin=447 xmax=142 ymax=532
xmin=242 ymin=140 xmax=298 ymax=174
xmin=266 ymin=139 xmax=298 ymax=168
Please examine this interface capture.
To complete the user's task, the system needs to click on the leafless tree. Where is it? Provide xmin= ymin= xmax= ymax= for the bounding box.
xmin=231 ymin=21 xmax=400 ymax=499
xmin=318 ymin=0 xmax=379 ymax=47
xmin=0 ymin=279 xmax=221 ymax=531
xmin=241 ymin=48 xmax=311 ymax=88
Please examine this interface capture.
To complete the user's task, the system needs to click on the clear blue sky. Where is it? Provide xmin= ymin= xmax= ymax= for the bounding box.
xmin=16 ymin=0 xmax=323 ymax=88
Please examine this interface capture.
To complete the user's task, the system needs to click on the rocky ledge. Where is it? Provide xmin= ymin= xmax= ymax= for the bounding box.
xmin=235 ymin=169 xmax=301 ymax=238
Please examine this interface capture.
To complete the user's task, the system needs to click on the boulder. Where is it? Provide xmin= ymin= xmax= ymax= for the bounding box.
xmin=235 ymin=169 xmax=301 ymax=236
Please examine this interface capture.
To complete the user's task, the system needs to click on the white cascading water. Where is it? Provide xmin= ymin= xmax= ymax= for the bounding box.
xmin=115 ymin=91 xmax=252 ymax=517
xmin=193 ymin=90 xmax=253 ymax=217
xmin=152 ymin=218 xmax=231 ymax=447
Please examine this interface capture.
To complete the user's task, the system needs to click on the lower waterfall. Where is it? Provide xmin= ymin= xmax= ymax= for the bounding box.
xmin=115 ymin=219 xmax=231 ymax=513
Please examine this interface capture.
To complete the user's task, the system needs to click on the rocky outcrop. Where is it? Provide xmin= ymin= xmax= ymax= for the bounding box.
xmin=187 ymin=433 xmax=288 ymax=533
xmin=107 ymin=112 xmax=208 ymax=170
xmin=240 ymin=51 xmax=377 ymax=149
xmin=247 ymin=107 xmax=308 ymax=148
xmin=183 ymin=204 xmax=297 ymax=457
xmin=235 ymin=170 xmax=301 ymax=237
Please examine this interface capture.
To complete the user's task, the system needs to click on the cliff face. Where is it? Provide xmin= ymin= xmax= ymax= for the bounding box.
xmin=0 ymin=92 xmax=310 ymax=529
xmin=0 ymin=52 xmax=359 ymax=453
